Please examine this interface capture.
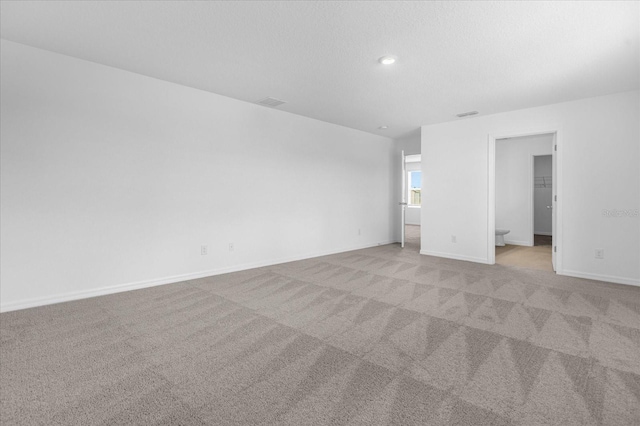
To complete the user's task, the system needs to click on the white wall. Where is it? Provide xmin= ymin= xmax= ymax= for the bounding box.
xmin=534 ymin=155 xmax=553 ymax=235
xmin=395 ymin=130 xmax=421 ymax=156
xmin=496 ymin=134 xmax=553 ymax=245
xmin=405 ymin=208 xmax=421 ymax=226
xmin=421 ymin=90 xmax=640 ymax=286
xmin=0 ymin=40 xmax=396 ymax=311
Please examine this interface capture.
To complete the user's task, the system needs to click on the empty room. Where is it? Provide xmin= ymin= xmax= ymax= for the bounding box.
xmin=1 ymin=1 xmax=639 ymax=425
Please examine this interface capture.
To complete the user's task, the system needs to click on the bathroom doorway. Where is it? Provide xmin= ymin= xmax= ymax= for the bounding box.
xmin=492 ymin=134 xmax=556 ymax=272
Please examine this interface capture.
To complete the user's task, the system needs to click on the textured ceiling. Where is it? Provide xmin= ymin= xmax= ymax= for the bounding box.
xmin=1 ymin=1 xmax=638 ymax=139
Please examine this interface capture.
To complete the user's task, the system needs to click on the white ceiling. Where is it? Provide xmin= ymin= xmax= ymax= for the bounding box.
xmin=1 ymin=1 xmax=638 ymax=139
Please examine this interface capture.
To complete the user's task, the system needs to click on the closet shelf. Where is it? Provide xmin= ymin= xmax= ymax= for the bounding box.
xmin=534 ymin=176 xmax=552 ymax=188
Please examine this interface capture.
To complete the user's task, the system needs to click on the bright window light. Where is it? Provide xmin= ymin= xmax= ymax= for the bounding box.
xmin=408 ymin=171 xmax=421 ymax=206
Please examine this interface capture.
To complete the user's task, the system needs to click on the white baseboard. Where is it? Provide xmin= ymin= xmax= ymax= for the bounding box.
xmin=0 ymin=240 xmax=395 ymax=313
xmin=559 ymin=269 xmax=640 ymax=287
xmin=420 ymin=250 xmax=490 ymax=264
xmin=503 ymin=239 xmax=533 ymax=247
xmin=534 ymin=232 xmax=553 ymax=236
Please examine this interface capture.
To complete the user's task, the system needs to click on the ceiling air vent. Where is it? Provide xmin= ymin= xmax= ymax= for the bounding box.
xmin=256 ymin=97 xmax=287 ymax=107
xmin=456 ymin=111 xmax=479 ymax=118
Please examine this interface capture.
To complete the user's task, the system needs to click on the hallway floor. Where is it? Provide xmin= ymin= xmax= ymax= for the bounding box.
xmin=404 ymin=224 xmax=420 ymax=251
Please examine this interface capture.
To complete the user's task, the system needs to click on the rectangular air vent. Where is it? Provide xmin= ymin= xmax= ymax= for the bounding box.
xmin=456 ymin=111 xmax=478 ymax=118
xmin=256 ymin=97 xmax=287 ymax=107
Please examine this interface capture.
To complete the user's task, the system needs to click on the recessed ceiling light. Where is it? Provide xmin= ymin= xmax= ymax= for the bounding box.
xmin=378 ymin=126 xmax=389 ymax=130
xmin=456 ymin=111 xmax=479 ymax=118
xmin=378 ymin=56 xmax=396 ymax=65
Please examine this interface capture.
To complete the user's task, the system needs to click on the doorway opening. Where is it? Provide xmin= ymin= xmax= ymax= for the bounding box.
xmin=491 ymin=133 xmax=558 ymax=272
xmin=400 ymin=153 xmax=421 ymax=251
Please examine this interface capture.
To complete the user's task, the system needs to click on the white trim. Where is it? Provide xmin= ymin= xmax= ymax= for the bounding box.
xmin=487 ymin=137 xmax=496 ymax=264
xmin=0 ymin=240 xmax=395 ymax=313
xmin=560 ymin=270 xmax=640 ymax=287
xmin=401 ymin=149 xmax=406 ymax=248
xmin=528 ymin=154 xmax=535 ymax=246
xmin=554 ymin=131 xmax=564 ymax=274
xmin=420 ymin=250 xmax=491 ymax=264
xmin=503 ymin=239 xmax=533 ymax=247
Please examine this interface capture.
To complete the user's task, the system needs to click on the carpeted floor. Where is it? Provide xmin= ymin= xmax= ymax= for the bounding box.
xmin=2 ymin=243 xmax=640 ymax=425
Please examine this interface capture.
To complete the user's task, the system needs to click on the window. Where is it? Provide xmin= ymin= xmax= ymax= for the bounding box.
xmin=408 ymin=171 xmax=421 ymax=206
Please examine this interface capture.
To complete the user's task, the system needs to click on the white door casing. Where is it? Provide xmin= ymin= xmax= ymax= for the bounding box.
xmin=400 ymin=150 xmax=407 ymax=248
xmin=552 ymin=135 xmax=557 ymax=271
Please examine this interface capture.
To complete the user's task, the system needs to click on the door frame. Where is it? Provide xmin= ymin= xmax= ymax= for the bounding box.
xmin=400 ymin=150 xmax=406 ymax=248
xmin=487 ymin=130 xmax=562 ymax=272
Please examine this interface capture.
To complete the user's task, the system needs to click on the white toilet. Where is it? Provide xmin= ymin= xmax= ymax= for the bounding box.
xmin=495 ymin=229 xmax=510 ymax=246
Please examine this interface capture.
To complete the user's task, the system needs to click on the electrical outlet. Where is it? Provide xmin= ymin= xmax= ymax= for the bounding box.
xmin=595 ymin=249 xmax=604 ymax=259
xmin=201 ymin=245 xmax=208 ymax=256
xmin=358 ymin=228 xmax=361 ymax=236
xmin=229 ymin=243 xmax=234 ymax=252
xmin=451 ymin=235 xmax=457 ymax=243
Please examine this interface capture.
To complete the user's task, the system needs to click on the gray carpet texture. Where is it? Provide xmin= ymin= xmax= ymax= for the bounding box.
xmin=2 ymin=238 xmax=640 ymax=425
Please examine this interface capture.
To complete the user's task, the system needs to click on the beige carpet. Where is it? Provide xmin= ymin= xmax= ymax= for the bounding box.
xmin=2 ymin=243 xmax=640 ymax=425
